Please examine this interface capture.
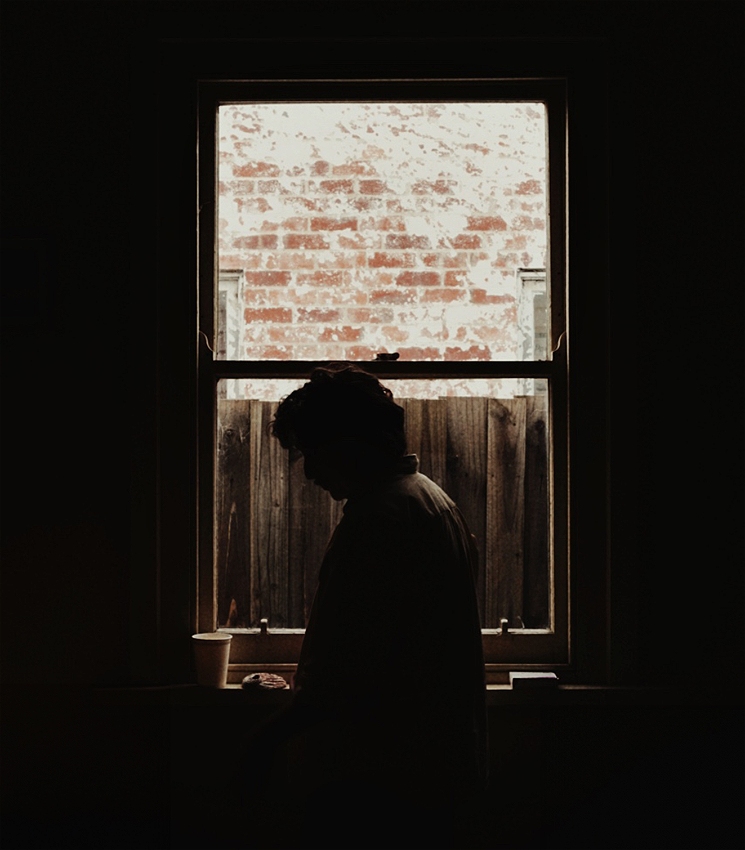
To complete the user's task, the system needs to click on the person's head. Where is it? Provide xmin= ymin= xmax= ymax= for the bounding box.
xmin=271 ymin=364 xmax=406 ymax=499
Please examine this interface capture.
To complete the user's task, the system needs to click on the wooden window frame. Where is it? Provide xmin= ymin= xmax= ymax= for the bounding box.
xmin=195 ymin=78 xmax=575 ymax=683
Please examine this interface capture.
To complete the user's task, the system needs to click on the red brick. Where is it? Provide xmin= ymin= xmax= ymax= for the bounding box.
xmin=503 ymin=304 xmax=518 ymax=325
xmin=445 ymin=345 xmax=491 ymax=360
xmin=396 ymin=347 xmax=440 ymax=360
xmin=281 ymin=217 xmax=308 ymax=231
xmin=423 ymin=289 xmax=465 ymax=303
xmin=332 ymin=161 xmax=378 ymax=176
xmin=359 ymin=180 xmax=390 ymax=195
xmin=411 ymin=179 xmax=455 ymax=195
xmin=311 ymin=161 xmax=330 ymax=176
xmin=359 ymin=271 xmax=394 ymax=287
xmin=386 ymin=234 xmax=430 ymax=250
xmin=233 ymin=162 xmax=280 ymax=178
xmin=297 ymin=308 xmax=341 ymax=323
xmin=370 ymin=288 xmax=417 ymax=304
xmin=452 ymin=234 xmax=482 ymax=249
xmin=244 ymin=307 xmax=292 ymax=323
xmin=466 ymin=216 xmax=508 ymax=231
xmin=347 ymin=308 xmax=394 ymax=324
xmin=344 ymin=346 xmax=378 ymax=361
xmin=472 ymin=325 xmax=505 ymax=342
xmin=283 ymin=234 xmax=330 ymax=250
xmin=362 ymin=216 xmax=405 ymax=231
xmin=258 ymin=179 xmax=281 ymax=193
xmin=442 ymin=253 xmax=468 ymax=269
xmin=234 ymin=197 xmax=272 ymax=214
xmin=505 ymin=235 xmax=528 ymax=250
xmin=243 ymin=289 xmax=283 ymax=305
xmin=338 ymin=234 xmax=377 ymax=250
xmin=297 ymin=197 xmax=327 ymax=212
xmin=369 ymin=252 xmax=415 ymax=268
xmin=470 ymin=290 xmax=514 ymax=305
xmin=319 ymin=326 xmax=363 ymax=343
xmin=292 ymin=287 xmax=365 ymax=307
xmin=382 ymin=326 xmax=409 ymax=343
xmin=316 ymin=252 xmax=366 ymax=270
xmin=247 ymin=346 xmax=291 ymax=359
xmin=233 ymin=235 xmax=278 ymax=249
xmin=396 ymin=271 xmax=440 ymax=287
xmin=319 ymin=179 xmax=354 ymax=193
xmin=445 ymin=271 xmax=469 ymax=286
xmin=268 ymin=326 xmax=318 ymax=344
xmin=512 ymin=215 xmax=545 ymax=231
xmin=233 ymin=179 xmax=255 ymax=195
xmin=269 ymin=252 xmax=315 ymax=270
xmin=296 ymin=271 xmax=345 ymax=286
xmin=422 ymin=253 xmax=440 ymax=267
xmin=516 ymin=179 xmax=542 ymax=195
xmin=245 ymin=271 xmax=290 ymax=286
xmin=296 ymin=345 xmax=344 ymax=359
xmin=310 ymin=217 xmax=358 ymax=231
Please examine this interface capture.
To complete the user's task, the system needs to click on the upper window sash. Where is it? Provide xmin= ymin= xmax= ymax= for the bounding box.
xmin=198 ymin=78 xmax=567 ymax=368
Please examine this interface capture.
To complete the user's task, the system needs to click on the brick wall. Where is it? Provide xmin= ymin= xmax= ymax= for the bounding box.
xmin=217 ymin=102 xmax=547 ymax=398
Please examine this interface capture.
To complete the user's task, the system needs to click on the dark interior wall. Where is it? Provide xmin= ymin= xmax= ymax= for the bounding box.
xmin=1 ymin=2 xmax=743 ymax=849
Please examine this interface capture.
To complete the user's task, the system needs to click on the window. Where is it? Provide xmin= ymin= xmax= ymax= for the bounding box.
xmin=197 ymin=80 xmax=569 ymax=681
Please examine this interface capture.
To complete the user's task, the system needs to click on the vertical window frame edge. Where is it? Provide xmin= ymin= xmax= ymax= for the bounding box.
xmin=197 ymin=85 xmax=219 ymax=636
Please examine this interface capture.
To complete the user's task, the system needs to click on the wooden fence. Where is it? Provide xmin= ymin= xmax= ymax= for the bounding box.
xmin=216 ymin=395 xmax=549 ymax=631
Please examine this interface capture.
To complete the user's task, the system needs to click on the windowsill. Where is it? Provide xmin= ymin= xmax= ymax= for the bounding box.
xmin=81 ymin=682 xmax=741 ymax=708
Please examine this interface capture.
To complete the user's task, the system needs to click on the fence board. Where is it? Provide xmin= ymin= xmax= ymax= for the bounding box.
xmin=288 ymin=451 xmax=343 ymax=626
xmin=445 ymin=396 xmax=488 ymax=624
xmin=249 ymin=401 xmax=289 ymax=627
xmin=401 ymin=400 xmax=427 ymax=477
xmin=409 ymin=398 xmax=448 ymax=488
xmin=486 ymin=398 xmax=527 ymax=628
xmin=523 ymin=395 xmax=549 ymax=628
xmin=216 ymin=400 xmax=252 ymax=627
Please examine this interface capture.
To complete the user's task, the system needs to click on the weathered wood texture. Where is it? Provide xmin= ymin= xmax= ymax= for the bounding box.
xmin=216 ymin=396 xmax=549 ymax=629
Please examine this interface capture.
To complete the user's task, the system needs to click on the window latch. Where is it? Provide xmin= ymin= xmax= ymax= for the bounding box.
xmin=500 ymin=618 xmax=509 ymax=635
xmin=260 ymin=618 xmax=269 ymax=636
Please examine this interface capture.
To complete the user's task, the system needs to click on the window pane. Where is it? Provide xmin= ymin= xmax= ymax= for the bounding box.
xmin=215 ymin=378 xmax=550 ymax=630
xmin=217 ymin=103 xmax=549 ymax=362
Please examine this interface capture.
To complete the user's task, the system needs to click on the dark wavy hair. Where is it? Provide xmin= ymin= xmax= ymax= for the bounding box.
xmin=271 ymin=364 xmax=406 ymax=461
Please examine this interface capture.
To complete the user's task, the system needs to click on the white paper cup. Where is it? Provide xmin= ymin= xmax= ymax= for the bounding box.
xmin=192 ymin=633 xmax=232 ymax=688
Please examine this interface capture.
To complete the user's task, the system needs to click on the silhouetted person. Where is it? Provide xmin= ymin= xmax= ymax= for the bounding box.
xmin=238 ymin=365 xmax=487 ymax=849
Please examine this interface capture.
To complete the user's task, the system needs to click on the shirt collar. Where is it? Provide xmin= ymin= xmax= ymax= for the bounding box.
xmin=394 ymin=454 xmax=419 ymax=474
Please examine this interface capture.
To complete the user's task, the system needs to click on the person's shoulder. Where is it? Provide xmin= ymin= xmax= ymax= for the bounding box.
xmin=399 ymin=471 xmax=456 ymax=509
xmin=369 ymin=470 xmax=457 ymax=521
